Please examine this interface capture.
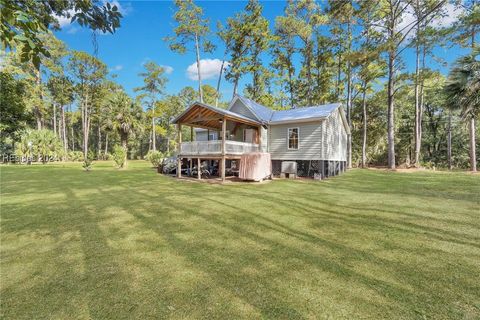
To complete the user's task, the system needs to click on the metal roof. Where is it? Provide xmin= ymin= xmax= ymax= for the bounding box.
xmin=270 ymin=103 xmax=341 ymax=123
xmin=236 ymin=96 xmax=274 ymax=122
xmin=234 ymin=95 xmax=341 ymax=123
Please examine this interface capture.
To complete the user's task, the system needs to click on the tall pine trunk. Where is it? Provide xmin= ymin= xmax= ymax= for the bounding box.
xmin=447 ymin=111 xmax=452 ymax=170
xmin=215 ymin=59 xmax=226 ymax=107
xmin=53 ymin=103 xmax=57 ymax=136
xmin=61 ymin=105 xmax=67 ymax=156
xmin=346 ymin=19 xmax=352 ymax=169
xmin=104 ymin=133 xmax=109 ymax=156
xmin=469 ymin=116 xmax=477 ymax=172
xmin=387 ymin=50 xmax=396 ymax=169
xmin=194 ymin=33 xmax=203 ymax=103
xmin=361 ymin=87 xmax=368 ymax=168
xmin=414 ymin=38 xmax=421 ymax=167
xmin=152 ymin=113 xmax=156 ymax=151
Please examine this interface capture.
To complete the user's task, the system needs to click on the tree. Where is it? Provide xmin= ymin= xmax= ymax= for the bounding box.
xmin=0 ymin=72 xmax=32 ymax=142
xmin=109 ymin=91 xmax=144 ymax=168
xmin=352 ymin=1 xmax=385 ymax=167
xmin=1 ymin=0 xmax=122 ymax=68
xmin=276 ymin=0 xmax=326 ymax=106
xmin=242 ymin=0 xmax=272 ymax=101
xmin=328 ymin=0 xmax=355 ymax=168
xmin=135 ymin=61 xmax=167 ymax=152
xmin=444 ymin=49 xmax=479 ymax=172
xmin=68 ymin=51 xmax=107 ymax=160
xmin=47 ymin=75 xmax=74 ymax=156
xmin=165 ymin=0 xmax=214 ymax=103
xmin=378 ymin=0 xmax=445 ymax=169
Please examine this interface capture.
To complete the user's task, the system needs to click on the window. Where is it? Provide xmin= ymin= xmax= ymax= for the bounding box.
xmin=288 ymin=128 xmax=299 ymax=150
xmin=208 ymin=132 xmax=217 ymax=141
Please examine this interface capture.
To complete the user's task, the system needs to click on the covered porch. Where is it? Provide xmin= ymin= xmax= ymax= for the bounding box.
xmin=173 ymin=102 xmax=263 ymax=181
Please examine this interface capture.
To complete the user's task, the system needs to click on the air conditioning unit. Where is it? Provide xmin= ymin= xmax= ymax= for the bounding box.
xmin=281 ymin=161 xmax=297 ymax=179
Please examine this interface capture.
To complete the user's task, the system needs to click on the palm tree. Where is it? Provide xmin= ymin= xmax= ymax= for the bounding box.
xmin=109 ymin=91 xmax=144 ymax=168
xmin=444 ymin=49 xmax=479 ymax=172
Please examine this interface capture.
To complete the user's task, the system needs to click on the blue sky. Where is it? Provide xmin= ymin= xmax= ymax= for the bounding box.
xmin=54 ymin=0 xmax=470 ymax=104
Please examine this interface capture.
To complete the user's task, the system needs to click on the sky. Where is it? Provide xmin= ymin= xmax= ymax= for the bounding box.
xmin=53 ymin=0 xmax=471 ymax=105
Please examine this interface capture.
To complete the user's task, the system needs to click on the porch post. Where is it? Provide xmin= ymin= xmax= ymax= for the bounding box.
xmin=197 ymin=158 xmax=201 ymax=179
xmin=177 ymin=123 xmax=182 ymax=178
xmin=221 ymin=117 xmax=226 ymax=182
xmin=190 ymin=126 xmax=194 ymax=142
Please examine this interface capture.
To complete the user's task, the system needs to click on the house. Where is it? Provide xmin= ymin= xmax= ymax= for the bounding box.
xmin=172 ymin=95 xmax=350 ymax=181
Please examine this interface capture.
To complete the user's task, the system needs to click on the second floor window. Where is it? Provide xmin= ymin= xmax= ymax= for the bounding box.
xmin=288 ymin=128 xmax=299 ymax=150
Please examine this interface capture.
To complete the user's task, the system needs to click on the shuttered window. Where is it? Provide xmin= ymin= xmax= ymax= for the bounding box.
xmin=288 ymin=127 xmax=299 ymax=150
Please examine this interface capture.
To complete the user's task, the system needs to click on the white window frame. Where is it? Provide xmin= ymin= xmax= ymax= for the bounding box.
xmin=287 ymin=127 xmax=299 ymax=150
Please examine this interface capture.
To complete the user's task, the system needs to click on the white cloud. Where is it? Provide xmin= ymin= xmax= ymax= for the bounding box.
xmin=161 ymin=65 xmax=174 ymax=74
xmin=109 ymin=65 xmax=123 ymax=72
xmin=373 ymin=3 xmax=464 ymax=39
xmin=186 ymin=59 xmax=230 ymax=81
xmin=431 ymin=3 xmax=464 ymax=29
xmin=54 ymin=9 xmax=76 ymax=28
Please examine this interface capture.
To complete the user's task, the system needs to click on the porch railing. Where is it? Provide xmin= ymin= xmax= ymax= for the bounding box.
xmin=180 ymin=140 xmax=260 ymax=156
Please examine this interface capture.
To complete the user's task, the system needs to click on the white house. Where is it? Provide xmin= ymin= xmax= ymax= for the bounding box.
xmin=173 ymin=95 xmax=350 ymax=180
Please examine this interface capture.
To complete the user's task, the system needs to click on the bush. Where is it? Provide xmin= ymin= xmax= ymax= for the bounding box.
xmin=145 ymin=150 xmax=164 ymax=167
xmin=68 ymin=151 xmax=83 ymax=162
xmin=82 ymin=151 xmax=94 ymax=171
xmin=113 ymin=145 xmax=126 ymax=168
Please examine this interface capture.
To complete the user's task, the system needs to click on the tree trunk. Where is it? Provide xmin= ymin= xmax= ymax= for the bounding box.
xmin=336 ymin=53 xmax=342 ymax=99
xmin=361 ymin=88 xmax=368 ymax=168
xmin=305 ymin=41 xmax=313 ymax=106
xmin=232 ymin=80 xmax=238 ymax=98
xmin=215 ymin=59 xmax=226 ymax=107
xmin=97 ymin=123 xmax=102 ymax=160
xmin=61 ymin=105 xmax=67 ymax=156
xmin=53 ymin=103 xmax=57 ymax=136
xmin=346 ymin=18 xmax=353 ymax=169
xmin=122 ymin=134 xmax=128 ymax=169
xmin=447 ymin=112 xmax=452 ymax=170
xmin=34 ymin=67 xmax=43 ymax=130
xmin=104 ymin=133 xmax=109 ymax=156
xmin=387 ymin=51 xmax=396 ymax=169
xmin=152 ymin=114 xmax=156 ymax=151
xmin=194 ymin=33 xmax=203 ymax=103
xmin=414 ymin=36 xmax=421 ymax=167
xmin=469 ymin=116 xmax=477 ymax=172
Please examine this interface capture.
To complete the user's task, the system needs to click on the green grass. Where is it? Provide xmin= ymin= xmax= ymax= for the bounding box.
xmin=1 ymin=161 xmax=479 ymax=319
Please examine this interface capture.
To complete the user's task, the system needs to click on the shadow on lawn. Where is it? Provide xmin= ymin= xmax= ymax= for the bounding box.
xmin=2 ymin=166 xmax=479 ymax=318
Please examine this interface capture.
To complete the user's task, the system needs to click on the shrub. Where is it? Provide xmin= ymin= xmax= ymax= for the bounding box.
xmin=82 ymin=151 xmax=94 ymax=171
xmin=112 ymin=145 xmax=126 ymax=168
xmin=145 ymin=150 xmax=164 ymax=167
xmin=68 ymin=151 xmax=84 ymax=162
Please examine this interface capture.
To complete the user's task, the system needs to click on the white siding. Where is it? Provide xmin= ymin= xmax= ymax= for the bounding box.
xmin=322 ymin=109 xmax=347 ymax=161
xmin=268 ymin=108 xmax=347 ymax=161
xmin=269 ymin=121 xmax=323 ymax=160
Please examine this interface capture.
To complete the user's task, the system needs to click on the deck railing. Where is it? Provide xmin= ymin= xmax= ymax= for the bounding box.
xmin=180 ymin=140 xmax=259 ymax=156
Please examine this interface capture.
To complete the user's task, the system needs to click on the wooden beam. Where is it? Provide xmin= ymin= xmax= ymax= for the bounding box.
xmin=197 ymin=158 xmax=201 ymax=179
xmin=221 ymin=117 xmax=226 ymax=182
xmin=177 ymin=124 xmax=182 ymax=178
xmin=190 ymin=126 xmax=193 ymax=142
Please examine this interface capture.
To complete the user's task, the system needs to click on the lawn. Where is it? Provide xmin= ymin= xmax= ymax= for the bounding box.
xmin=1 ymin=161 xmax=479 ymax=319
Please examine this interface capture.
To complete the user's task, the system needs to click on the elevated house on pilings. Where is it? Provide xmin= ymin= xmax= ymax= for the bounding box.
xmin=172 ymin=95 xmax=350 ymax=181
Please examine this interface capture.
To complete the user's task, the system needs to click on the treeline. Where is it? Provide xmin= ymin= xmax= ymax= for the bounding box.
xmin=0 ymin=0 xmax=478 ymax=171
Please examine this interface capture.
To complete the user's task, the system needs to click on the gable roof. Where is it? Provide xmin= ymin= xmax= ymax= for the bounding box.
xmin=270 ymin=103 xmax=341 ymax=123
xmin=230 ymin=95 xmax=342 ymax=124
xmin=233 ymin=95 xmax=274 ymax=122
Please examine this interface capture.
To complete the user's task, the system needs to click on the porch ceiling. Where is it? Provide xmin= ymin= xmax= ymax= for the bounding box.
xmin=174 ymin=102 xmax=261 ymax=130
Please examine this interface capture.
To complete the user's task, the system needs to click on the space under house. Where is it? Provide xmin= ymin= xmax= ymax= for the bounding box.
xmin=172 ymin=95 xmax=350 ymax=181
